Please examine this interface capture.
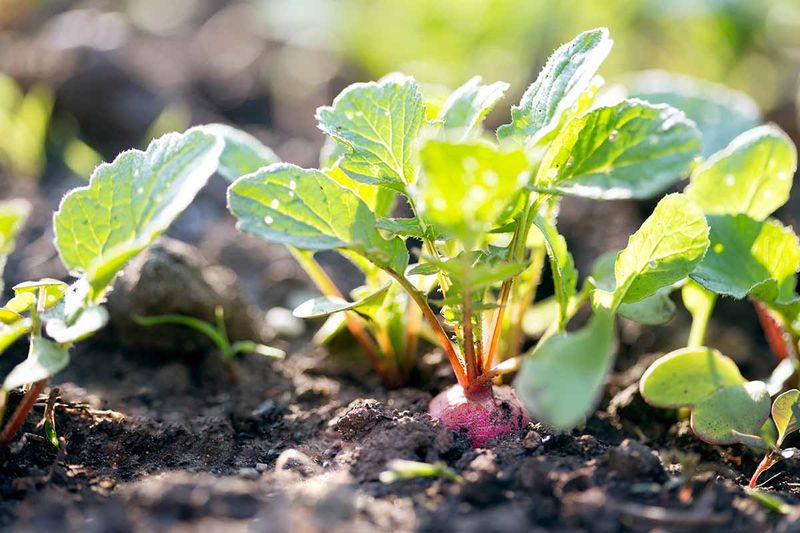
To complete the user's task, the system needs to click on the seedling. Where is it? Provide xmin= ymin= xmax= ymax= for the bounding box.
xmin=640 ymin=350 xmax=800 ymax=487
xmin=134 ymin=306 xmax=285 ymax=364
xmin=0 ymin=127 xmax=225 ymax=446
xmin=379 ymin=459 xmax=462 ymax=483
xmin=226 ymin=28 xmax=712 ymax=443
xmin=639 ymin=120 xmax=800 ymax=485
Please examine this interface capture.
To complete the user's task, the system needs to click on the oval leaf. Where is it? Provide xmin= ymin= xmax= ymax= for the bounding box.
xmin=498 ymin=28 xmax=612 ymax=143
xmin=639 ymin=347 xmax=745 ymax=408
xmin=691 ymin=381 xmax=771 ymax=445
xmin=54 ymin=128 xmax=223 ymax=296
xmin=539 ymin=100 xmax=702 ymax=199
xmin=515 ymin=306 xmax=616 ymax=430
xmin=615 ymin=194 xmax=709 ymax=304
xmin=316 ymin=73 xmax=424 ymax=188
xmin=691 ymin=215 xmax=800 ymax=303
xmin=685 ymin=125 xmax=796 ymax=220
xmin=439 ymin=76 xmax=509 ymax=135
xmin=626 ymin=70 xmax=761 ymax=157
xmin=228 ymin=163 xmax=408 ymax=272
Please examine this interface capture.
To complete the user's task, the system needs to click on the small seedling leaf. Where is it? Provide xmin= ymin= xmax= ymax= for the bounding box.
xmin=614 ymin=194 xmax=709 ymax=304
xmin=54 ymin=128 xmax=223 ymax=297
xmin=228 ymin=163 xmax=408 ymax=272
xmin=498 ymin=28 xmax=612 ymax=143
xmin=639 ymin=347 xmax=745 ymax=408
xmin=515 ymin=305 xmax=616 ymax=429
xmin=204 ymin=123 xmax=279 ymax=182
xmin=293 ymin=283 xmax=391 ymax=319
xmin=416 ymin=138 xmax=530 ymax=246
xmin=591 ymin=251 xmax=676 ymax=325
xmin=316 ymin=74 xmax=424 ymax=188
xmin=439 ymin=76 xmax=509 ymax=135
xmin=13 ymin=278 xmax=68 ymax=308
xmin=626 ymin=70 xmax=761 ymax=157
xmin=771 ymin=388 xmax=800 ymax=446
xmin=532 ymin=213 xmax=577 ymax=329
xmin=685 ymin=125 xmax=796 ymax=220
xmin=691 ymin=381 xmax=771 ymax=445
xmin=690 ymin=215 xmax=800 ymax=302
xmin=538 ymin=100 xmax=702 ymax=199
xmin=3 ymin=337 xmax=69 ymax=391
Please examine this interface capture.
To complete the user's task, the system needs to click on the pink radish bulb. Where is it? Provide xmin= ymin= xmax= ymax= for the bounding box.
xmin=429 ymin=384 xmax=530 ymax=446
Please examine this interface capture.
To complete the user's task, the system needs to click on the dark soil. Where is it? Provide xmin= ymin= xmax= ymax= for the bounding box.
xmin=1 ymin=208 xmax=800 ymax=532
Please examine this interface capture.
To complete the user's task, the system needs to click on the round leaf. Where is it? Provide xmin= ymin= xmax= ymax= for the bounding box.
xmin=691 ymin=381 xmax=771 ymax=445
xmin=639 ymin=347 xmax=745 ymax=408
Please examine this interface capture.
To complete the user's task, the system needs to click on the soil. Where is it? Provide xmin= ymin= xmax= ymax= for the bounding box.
xmin=1 ymin=209 xmax=800 ymax=532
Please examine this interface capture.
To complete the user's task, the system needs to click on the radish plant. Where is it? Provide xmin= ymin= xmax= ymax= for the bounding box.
xmin=0 ymin=128 xmax=226 ymax=446
xmin=226 ymin=28 xmax=710 ymax=444
xmin=640 ymin=124 xmax=800 ymax=485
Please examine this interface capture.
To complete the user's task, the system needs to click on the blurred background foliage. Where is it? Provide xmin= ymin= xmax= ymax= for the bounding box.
xmin=0 ymin=0 xmax=798 ymax=184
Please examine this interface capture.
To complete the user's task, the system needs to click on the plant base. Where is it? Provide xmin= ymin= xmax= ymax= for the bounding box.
xmin=428 ymin=384 xmax=530 ymax=446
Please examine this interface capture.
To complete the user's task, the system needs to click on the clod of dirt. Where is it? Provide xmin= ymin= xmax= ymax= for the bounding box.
xmin=428 ymin=385 xmax=531 ymax=447
xmin=108 ymin=237 xmax=265 ymax=357
xmin=602 ymin=438 xmax=665 ymax=480
xmin=332 ymin=399 xmax=389 ymax=440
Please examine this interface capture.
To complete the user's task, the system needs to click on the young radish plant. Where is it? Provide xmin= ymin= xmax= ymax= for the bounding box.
xmin=227 ymin=28 xmax=709 ymax=444
xmin=0 ymin=127 xmax=234 ymax=446
xmin=640 ymin=123 xmax=800 ymax=486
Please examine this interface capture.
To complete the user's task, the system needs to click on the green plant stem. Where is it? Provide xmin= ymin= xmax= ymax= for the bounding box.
xmin=486 ymin=195 xmax=542 ymax=369
xmin=384 ymin=268 xmax=468 ymax=389
xmin=289 ymin=247 xmax=389 ymax=379
xmin=688 ymin=295 xmax=716 ymax=347
xmin=506 ymin=246 xmax=546 ymax=359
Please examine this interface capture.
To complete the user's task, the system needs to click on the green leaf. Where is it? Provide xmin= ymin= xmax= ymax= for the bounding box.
xmin=54 ymin=128 xmax=223 ymax=296
xmin=685 ymin=125 xmax=796 ymax=220
xmin=316 ymin=73 xmax=424 ymax=188
xmin=538 ymin=100 xmax=702 ymax=199
xmin=0 ymin=199 xmax=30 ymax=294
xmin=691 ymin=215 xmax=800 ymax=302
xmin=532 ymin=214 xmax=577 ymax=329
xmin=639 ymin=347 xmax=745 ymax=408
xmin=691 ymin=381 xmax=771 ymax=445
xmin=204 ymin=123 xmax=279 ymax=182
xmin=439 ymin=76 xmax=509 ymax=135
xmin=13 ymin=278 xmax=68 ymax=309
xmin=614 ymin=194 xmax=709 ymax=304
xmin=498 ymin=28 xmax=612 ymax=143
xmin=592 ymin=251 xmax=677 ymax=325
xmin=626 ymin=70 xmax=761 ymax=157
xmin=416 ymin=139 xmax=530 ymax=246
xmin=3 ymin=337 xmax=69 ymax=391
xmin=228 ymin=163 xmax=408 ymax=272
xmin=515 ymin=305 xmax=616 ymax=429
xmin=44 ymin=304 xmax=108 ymax=344
xmin=325 ymin=164 xmax=397 ymax=218
xmin=771 ymin=388 xmax=800 ymax=446
xmin=44 ymin=419 xmax=58 ymax=448
xmin=293 ymin=283 xmax=390 ymax=319
xmin=376 ymin=217 xmax=426 ymax=239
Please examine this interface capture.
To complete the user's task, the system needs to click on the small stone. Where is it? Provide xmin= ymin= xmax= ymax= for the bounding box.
xmin=603 ymin=438 xmax=664 ymax=479
xmin=265 ymin=307 xmax=305 ymax=339
xmin=522 ymin=430 xmax=542 ymax=451
xmin=237 ymin=467 xmax=260 ymax=480
xmin=255 ymin=463 xmax=269 ymax=473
